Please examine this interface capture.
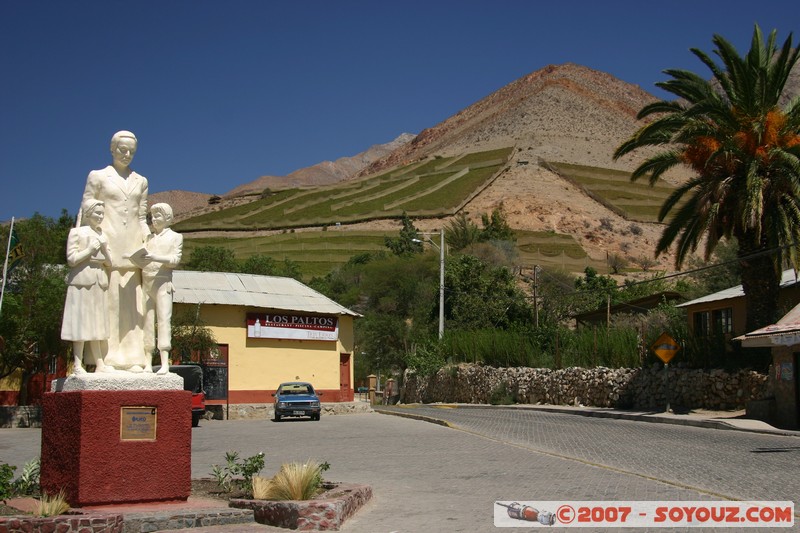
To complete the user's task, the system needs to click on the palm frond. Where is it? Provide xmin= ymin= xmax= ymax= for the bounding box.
xmin=657 ymin=72 xmax=715 ymax=104
xmin=689 ymin=47 xmax=731 ymax=98
xmin=631 ymin=151 xmax=682 ymax=185
xmin=636 ymin=100 xmax=684 ymax=119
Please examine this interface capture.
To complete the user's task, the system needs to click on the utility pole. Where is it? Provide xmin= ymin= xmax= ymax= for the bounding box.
xmin=413 ymin=231 xmax=445 ymax=339
xmin=533 ymin=265 xmax=539 ymax=328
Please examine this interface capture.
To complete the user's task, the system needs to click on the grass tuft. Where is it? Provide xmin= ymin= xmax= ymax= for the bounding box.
xmin=256 ymin=460 xmax=326 ymax=501
xmin=35 ymin=489 xmax=70 ymax=517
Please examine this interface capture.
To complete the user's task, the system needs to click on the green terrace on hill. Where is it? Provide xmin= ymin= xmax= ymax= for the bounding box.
xmin=182 ymin=228 xmax=608 ymax=281
xmin=543 ymin=161 xmax=684 ymax=223
xmin=182 ymin=230 xmax=389 ymax=279
xmin=174 ymin=147 xmax=514 ymax=232
xmin=515 ymin=230 xmax=608 ymax=272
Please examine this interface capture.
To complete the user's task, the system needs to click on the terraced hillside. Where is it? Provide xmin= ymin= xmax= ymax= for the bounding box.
xmin=175 ymin=147 xmax=513 ymax=232
xmin=182 ymin=230 xmax=389 ymax=280
xmin=543 ymin=161 xmax=685 ymax=223
xmin=181 ymin=228 xmax=608 ymax=281
xmin=175 ymin=144 xmax=678 ymax=280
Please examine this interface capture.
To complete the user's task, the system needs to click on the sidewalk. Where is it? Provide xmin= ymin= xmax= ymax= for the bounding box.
xmin=501 ymin=403 xmax=800 ymax=435
xmin=375 ymin=402 xmax=800 ymax=437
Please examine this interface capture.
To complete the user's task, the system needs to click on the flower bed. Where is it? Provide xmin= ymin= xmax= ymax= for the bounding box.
xmin=229 ymin=482 xmax=372 ymax=531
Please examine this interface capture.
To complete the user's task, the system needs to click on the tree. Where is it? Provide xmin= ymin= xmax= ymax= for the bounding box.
xmin=275 ymin=258 xmax=303 ymax=280
xmin=614 ymin=26 xmax=800 ymax=330
xmin=478 ymin=208 xmax=515 ymax=243
xmin=184 ymin=245 xmax=240 ymax=272
xmin=239 ymin=254 xmax=278 ymax=276
xmin=384 ymin=213 xmax=423 ymax=256
xmin=357 ymin=254 xmax=439 ymax=372
xmin=573 ymin=267 xmax=619 ymax=314
xmin=444 ymin=254 xmax=530 ymax=330
xmin=607 ymin=253 xmax=628 ymax=275
xmin=444 ymin=212 xmax=479 ymax=251
xmin=170 ymin=305 xmax=217 ymax=364
xmin=0 ymin=212 xmax=73 ymax=403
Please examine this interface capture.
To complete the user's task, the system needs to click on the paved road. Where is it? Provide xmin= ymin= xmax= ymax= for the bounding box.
xmin=377 ymin=404 xmax=800 ymax=505
xmin=2 ymin=408 xmax=798 ymax=532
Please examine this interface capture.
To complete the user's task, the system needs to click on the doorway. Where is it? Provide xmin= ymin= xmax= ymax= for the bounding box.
xmin=339 ymin=353 xmax=352 ymax=402
xmin=202 ymin=344 xmax=229 ymax=419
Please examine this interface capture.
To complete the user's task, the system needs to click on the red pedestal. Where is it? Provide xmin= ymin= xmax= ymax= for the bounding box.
xmin=40 ymin=389 xmax=192 ymax=506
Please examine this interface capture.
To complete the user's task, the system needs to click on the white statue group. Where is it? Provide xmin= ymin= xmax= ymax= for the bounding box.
xmin=60 ymin=131 xmax=183 ymax=376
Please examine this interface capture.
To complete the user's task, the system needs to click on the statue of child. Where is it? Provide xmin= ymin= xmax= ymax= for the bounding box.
xmin=141 ymin=203 xmax=183 ymax=374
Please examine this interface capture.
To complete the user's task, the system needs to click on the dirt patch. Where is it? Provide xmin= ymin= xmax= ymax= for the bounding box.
xmin=190 ymin=478 xmax=243 ymax=502
xmin=0 ymin=504 xmax=23 ymax=516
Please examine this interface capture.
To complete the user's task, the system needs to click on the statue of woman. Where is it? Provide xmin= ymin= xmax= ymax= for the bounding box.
xmin=60 ymin=200 xmax=113 ymax=374
xmin=81 ymin=131 xmax=149 ymax=372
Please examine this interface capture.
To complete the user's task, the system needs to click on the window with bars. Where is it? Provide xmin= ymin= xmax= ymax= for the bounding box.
xmin=713 ymin=308 xmax=733 ymax=334
xmin=694 ymin=307 xmax=733 ymax=336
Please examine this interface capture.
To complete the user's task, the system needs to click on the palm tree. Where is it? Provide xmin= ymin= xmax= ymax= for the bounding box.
xmin=614 ymin=26 xmax=800 ymax=330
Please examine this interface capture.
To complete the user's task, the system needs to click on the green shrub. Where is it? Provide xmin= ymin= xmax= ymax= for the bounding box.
xmin=405 ymin=344 xmax=446 ymax=376
xmin=13 ymin=458 xmax=40 ymax=496
xmin=211 ymin=451 xmax=265 ymax=497
xmin=0 ymin=463 xmax=16 ymax=503
xmin=489 ymin=383 xmax=516 ymax=405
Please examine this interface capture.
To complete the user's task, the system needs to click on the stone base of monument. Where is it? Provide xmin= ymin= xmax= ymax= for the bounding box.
xmin=41 ymin=373 xmax=191 ymax=507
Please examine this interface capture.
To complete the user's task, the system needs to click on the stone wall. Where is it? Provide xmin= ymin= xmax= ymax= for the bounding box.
xmin=0 ymin=512 xmax=123 ymax=533
xmin=1 ymin=402 xmax=373 ymax=428
xmin=212 ymin=401 xmax=373 ymax=421
xmin=401 ymin=364 xmax=771 ymax=410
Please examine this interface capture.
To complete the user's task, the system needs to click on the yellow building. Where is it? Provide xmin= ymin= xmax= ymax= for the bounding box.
xmin=172 ymin=271 xmax=359 ymax=416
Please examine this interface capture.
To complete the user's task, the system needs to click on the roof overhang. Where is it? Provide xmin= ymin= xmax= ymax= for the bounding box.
xmin=172 ymin=270 xmax=361 ymax=317
xmin=735 ymin=301 xmax=800 ymax=348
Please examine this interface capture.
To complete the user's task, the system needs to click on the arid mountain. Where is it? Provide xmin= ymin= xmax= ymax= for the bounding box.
xmin=359 ymin=63 xmax=661 ymax=177
xmin=165 ymin=61 xmax=799 ymax=273
xmin=147 ymin=190 xmax=215 ymax=218
xmin=346 ymin=63 xmax=687 ymax=270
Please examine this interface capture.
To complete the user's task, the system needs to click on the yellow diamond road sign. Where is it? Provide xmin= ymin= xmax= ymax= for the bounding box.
xmin=651 ymin=332 xmax=680 ymax=364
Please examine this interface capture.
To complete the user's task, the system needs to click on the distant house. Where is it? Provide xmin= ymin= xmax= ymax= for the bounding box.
xmin=677 ymin=269 xmax=800 ymax=341
xmin=172 ymin=270 xmax=360 ymax=418
xmin=573 ymin=291 xmax=683 ymax=327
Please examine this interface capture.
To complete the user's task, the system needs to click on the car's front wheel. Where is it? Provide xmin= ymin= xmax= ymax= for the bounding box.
xmin=274 ymin=412 xmax=282 ymax=422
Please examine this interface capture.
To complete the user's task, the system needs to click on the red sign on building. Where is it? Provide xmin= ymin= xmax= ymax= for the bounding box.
xmin=246 ymin=313 xmax=339 ymax=341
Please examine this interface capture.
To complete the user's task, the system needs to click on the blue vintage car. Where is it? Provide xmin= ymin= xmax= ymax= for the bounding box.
xmin=272 ymin=382 xmax=322 ymax=421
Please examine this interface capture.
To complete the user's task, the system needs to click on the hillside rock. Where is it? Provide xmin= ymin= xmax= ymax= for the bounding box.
xmin=359 ymin=63 xmax=663 ymax=178
xmin=148 ymin=190 xmax=214 ymax=217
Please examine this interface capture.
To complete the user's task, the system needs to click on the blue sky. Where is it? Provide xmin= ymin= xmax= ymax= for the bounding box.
xmin=1 ymin=1 xmax=797 ymax=221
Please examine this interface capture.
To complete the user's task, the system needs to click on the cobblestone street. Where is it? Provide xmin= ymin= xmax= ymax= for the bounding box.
xmin=2 ymin=407 xmax=797 ymax=532
xmin=377 ymin=405 xmax=800 ymax=505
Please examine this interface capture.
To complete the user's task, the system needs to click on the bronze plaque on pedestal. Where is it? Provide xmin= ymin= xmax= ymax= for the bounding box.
xmin=120 ymin=407 xmax=157 ymax=441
